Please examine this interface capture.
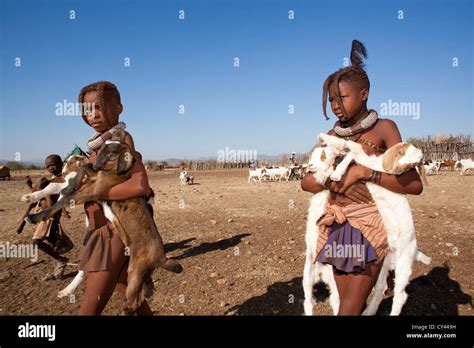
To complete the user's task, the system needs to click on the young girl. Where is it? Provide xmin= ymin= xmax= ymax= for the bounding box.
xmin=301 ymin=40 xmax=423 ymax=315
xmin=77 ymin=81 xmax=153 ymax=315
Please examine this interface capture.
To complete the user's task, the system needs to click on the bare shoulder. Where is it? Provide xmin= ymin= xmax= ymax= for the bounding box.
xmin=123 ymin=131 xmax=137 ymax=152
xmin=377 ymin=118 xmax=399 ymax=131
xmin=375 ymin=118 xmax=402 ymax=147
xmin=123 ymin=131 xmax=144 ymax=162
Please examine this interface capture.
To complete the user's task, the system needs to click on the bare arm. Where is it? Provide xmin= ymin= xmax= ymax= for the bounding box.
xmin=99 ymin=134 xmax=151 ymax=200
xmin=376 ymin=120 xmax=423 ymax=195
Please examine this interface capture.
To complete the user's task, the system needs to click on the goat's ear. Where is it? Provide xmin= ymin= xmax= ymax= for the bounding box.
xmin=94 ymin=151 xmax=108 ymax=171
xmin=117 ymin=149 xmax=134 ymax=175
xmin=320 ymin=149 xmax=327 ymax=162
xmin=382 ymin=143 xmax=406 ymax=172
xmin=111 ymin=130 xmax=127 ymax=142
xmin=398 ymin=143 xmax=410 ymax=156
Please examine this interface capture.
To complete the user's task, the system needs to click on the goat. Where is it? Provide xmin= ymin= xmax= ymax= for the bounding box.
xmin=24 ymin=131 xmax=183 ymax=315
xmin=423 ymin=161 xmax=440 ymax=176
xmin=303 ymin=133 xmax=431 ymax=316
xmin=179 ymin=170 xmax=193 ymax=185
xmin=457 ymin=159 xmax=474 ymax=175
xmin=248 ymin=168 xmax=266 ymax=183
xmin=264 ymin=167 xmax=290 ymax=181
xmin=439 ymin=159 xmax=456 ymax=171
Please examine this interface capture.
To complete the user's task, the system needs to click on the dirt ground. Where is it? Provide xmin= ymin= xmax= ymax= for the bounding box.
xmin=0 ymin=169 xmax=472 ymax=316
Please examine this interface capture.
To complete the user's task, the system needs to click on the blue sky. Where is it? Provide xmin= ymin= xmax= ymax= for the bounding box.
xmin=1 ymin=0 xmax=472 ymax=161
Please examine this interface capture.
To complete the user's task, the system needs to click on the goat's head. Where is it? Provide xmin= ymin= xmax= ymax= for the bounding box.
xmin=382 ymin=143 xmax=423 ymax=174
xmin=63 ymin=155 xmax=88 ymax=175
xmin=318 ymin=133 xmax=347 ymax=152
xmin=94 ymin=139 xmax=134 ymax=175
xmin=307 ymin=146 xmax=340 ymax=184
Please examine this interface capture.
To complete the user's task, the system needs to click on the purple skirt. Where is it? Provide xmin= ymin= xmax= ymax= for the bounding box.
xmin=316 ymin=221 xmax=377 ymax=274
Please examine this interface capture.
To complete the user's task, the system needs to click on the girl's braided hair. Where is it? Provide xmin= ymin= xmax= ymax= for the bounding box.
xmin=322 ymin=40 xmax=370 ymax=120
xmin=78 ymin=81 xmax=121 ymax=125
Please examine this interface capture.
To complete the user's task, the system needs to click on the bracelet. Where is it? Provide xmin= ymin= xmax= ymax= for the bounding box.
xmin=369 ymin=170 xmax=381 ymax=184
xmin=368 ymin=170 xmax=376 ymax=183
xmin=324 ymin=178 xmax=332 ymax=191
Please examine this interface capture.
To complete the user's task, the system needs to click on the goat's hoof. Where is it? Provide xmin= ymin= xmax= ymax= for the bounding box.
xmin=330 ymin=174 xmax=341 ymax=181
xmin=21 ymin=194 xmax=32 ymax=203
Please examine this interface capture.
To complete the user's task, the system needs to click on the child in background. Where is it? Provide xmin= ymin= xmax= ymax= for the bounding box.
xmin=24 ymin=154 xmax=70 ymax=281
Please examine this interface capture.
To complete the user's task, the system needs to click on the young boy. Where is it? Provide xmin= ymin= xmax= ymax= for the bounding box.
xmin=77 ymin=81 xmax=153 ymax=315
xmin=301 ymin=40 xmax=423 ymax=315
xmin=24 ymin=154 xmax=69 ymax=281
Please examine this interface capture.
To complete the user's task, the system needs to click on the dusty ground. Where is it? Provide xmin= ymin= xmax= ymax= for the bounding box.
xmin=0 ymin=169 xmax=472 ymax=316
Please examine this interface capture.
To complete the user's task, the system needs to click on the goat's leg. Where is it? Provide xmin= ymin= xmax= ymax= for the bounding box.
xmin=21 ymin=182 xmax=65 ymax=203
xmin=26 ymin=184 xmax=98 ymax=224
xmin=25 ymin=166 xmax=91 ymax=224
xmin=330 ymin=153 xmax=354 ymax=182
xmin=58 ymin=270 xmax=86 ymax=298
xmin=25 ymin=191 xmax=79 ymax=224
xmin=389 ymin=254 xmax=413 ymax=315
xmin=17 ymin=219 xmax=27 ymax=234
xmin=321 ymin=265 xmax=340 ymax=315
xmin=138 ymin=272 xmax=155 ymax=307
xmin=302 ymin=254 xmax=316 ymax=315
xmin=122 ymin=259 xmax=150 ymax=315
xmin=26 ymin=169 xmax=104 ymax=224
xmin=362 ymin=259 xmax=391 ymax=316
xmin=17 ymin=202 xmax=36 ymax=233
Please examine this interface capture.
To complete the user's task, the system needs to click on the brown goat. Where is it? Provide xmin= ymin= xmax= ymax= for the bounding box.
xmin=25 ymin=131 xmax=183 ymax=315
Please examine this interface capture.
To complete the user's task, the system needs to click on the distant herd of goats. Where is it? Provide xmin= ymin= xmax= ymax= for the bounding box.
xmin=242 ymin=158 xmax=474 ymax=184
xmin=172 ymin=157 xmax=474 ymax=186
xmin=422 ymin=158 xmax=474 ymax=176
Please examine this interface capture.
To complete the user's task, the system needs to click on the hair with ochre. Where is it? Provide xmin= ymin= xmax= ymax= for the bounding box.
xmin=322 ymin=40 xmax=370 ymax=120
xmin=78 ymin=81 xmax=121 ymax=125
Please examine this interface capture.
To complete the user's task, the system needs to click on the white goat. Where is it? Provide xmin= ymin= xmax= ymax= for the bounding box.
xmin=424 ymin=161 xmax=440 ymax=175
xmin=303 ymin=133 xmax=431 ymax=316
xmin=248 ymin=168 xmax=266 ymax=183
xmin=179 ymin=170 xmax=193 ymax=185
xmin=265 ymin=167 xmax=290 ymax=181
xmin=457 ymin=159 xmax=474 ymax=175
